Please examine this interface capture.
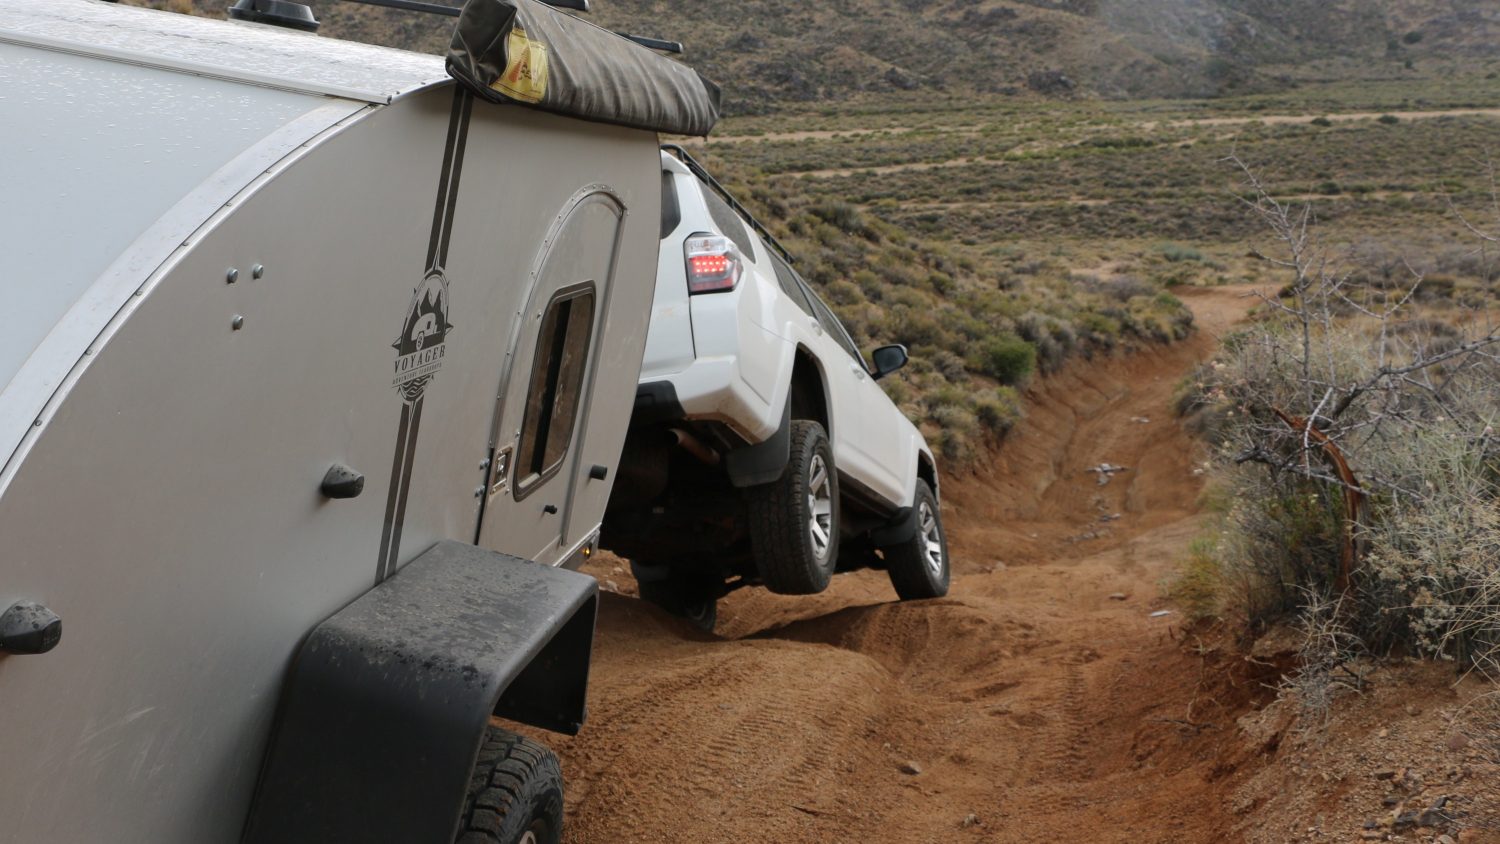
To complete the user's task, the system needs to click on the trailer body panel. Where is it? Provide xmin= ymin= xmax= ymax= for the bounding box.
xmin=0 ymin=47 xmax=659 ymax=843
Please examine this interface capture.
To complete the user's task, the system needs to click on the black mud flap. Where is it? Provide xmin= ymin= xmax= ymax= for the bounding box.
xmin=242 ymin=541 xmax=596 ymax=844
xmin=725 ymin=399 xmax=790 ymax=488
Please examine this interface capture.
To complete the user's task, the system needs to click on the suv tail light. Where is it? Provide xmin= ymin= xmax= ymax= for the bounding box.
xmin=684 ymin=233 xmax=741 ymax=294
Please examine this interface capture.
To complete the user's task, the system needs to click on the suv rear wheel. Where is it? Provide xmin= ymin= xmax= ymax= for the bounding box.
xmin=632 ymin=560 xmax=719 ymax=633
xmin=884 ymin=481 xmax=950 ymax=600
xmin=749 ymin=420 xmax=839 ymax=594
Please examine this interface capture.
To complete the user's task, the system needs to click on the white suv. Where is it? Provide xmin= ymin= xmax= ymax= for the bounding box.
xmin=600 ymin=146 xmax=950 ymax=628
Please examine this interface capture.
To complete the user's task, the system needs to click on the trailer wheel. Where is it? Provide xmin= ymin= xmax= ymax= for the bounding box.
xmin=883 ymin=481 xmax=950 ymax=600
xmin=632 ymin=561 xmax=718 ymax=632
xmin=748 ymin=420 xmax=840 ymax=595
xmin=456 ymin=727 xmax=564 ymax=844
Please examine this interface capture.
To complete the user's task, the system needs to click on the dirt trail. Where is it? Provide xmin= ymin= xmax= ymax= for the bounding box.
xmin=558 ymin=285 xmax=1266 ymax=843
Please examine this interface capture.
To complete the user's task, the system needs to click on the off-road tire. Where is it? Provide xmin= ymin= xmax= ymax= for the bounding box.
xmin=455 ymin=727 xmax=564 ymax=844
xmin=748 ymin=420 xmax=840 ymax=595
xmin=634 ymin=564 xmax=718 ymax=633
xmin=884 ymin=481 xmax=950 ymax=600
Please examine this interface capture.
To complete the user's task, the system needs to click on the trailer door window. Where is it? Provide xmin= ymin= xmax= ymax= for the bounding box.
xmin=515 ymin=285 xmax=596 ymax=497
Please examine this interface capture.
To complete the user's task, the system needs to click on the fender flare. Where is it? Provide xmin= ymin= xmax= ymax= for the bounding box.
xmin=243 ymin=541 xmax=597 ymax=843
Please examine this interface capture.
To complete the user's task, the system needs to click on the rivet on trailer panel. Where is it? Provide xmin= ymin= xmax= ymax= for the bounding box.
xmin=227 ymin=268 xmax=240 ymax=284
xmin=232 ymin=315 xmax=246 ymax=330
xmin=252 ymin=264 xmax=265 ymax=279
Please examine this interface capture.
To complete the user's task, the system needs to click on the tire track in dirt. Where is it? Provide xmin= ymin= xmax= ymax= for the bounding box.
xmin=554 ymin=285 xmax=1267 ymax=843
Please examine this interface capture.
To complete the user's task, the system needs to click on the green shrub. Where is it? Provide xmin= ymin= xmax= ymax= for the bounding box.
xmin=980 ymin=335 xmax=1036 ymax=385
xmin=824 ymin=279 xmax=864 ymax=306
xmin=1168 ymin=537 xmax=1223 ymax=622
xmin=975 ymin=386 xmax=1023 ymax=435
xmin=1158 ymin=243 xmax=1205 ymax=263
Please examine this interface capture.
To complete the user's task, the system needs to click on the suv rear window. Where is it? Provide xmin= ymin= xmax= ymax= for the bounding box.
xmin=769 ymin=253 xmax=815 ymax=317
xmin=700 ymin=184 xmax=755 ymax=258
xmin=660 ymin=171 xmax=681 ymax=240
xmin=802 ymin=282 xmax=867 ymax=368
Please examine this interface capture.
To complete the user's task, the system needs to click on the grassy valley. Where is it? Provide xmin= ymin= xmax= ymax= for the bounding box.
xmin=683 ymin=79 xmax=1500 ymax=466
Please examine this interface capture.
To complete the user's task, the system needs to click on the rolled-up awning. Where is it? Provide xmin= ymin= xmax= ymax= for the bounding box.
xmin=447 ymin=0 xmax=721 ymax=136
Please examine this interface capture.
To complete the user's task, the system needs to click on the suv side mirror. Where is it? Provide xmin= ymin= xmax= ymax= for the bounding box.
xmin=870 ymin=344 xmax=909 ymax=380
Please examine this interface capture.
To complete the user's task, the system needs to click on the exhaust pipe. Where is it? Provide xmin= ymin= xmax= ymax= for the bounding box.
xmin=669 ymin=428 xmax=720 ymax=466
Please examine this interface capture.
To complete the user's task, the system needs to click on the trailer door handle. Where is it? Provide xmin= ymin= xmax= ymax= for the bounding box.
xmin=0 ymin=601 xmax=62 ymax=655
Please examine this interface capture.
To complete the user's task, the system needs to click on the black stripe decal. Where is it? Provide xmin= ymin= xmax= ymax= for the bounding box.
xmin=382 ymin=396 xmax=425 ymax=581
xmin=376 ymin=401 xmax=413 ymax=582
xmin=437 ymin=93 xmax=473 ymax=271
xmin=377 ymin=88 xmax=472 ymax=585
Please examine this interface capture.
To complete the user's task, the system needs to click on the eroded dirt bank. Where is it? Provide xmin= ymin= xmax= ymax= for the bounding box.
xmin=547 ymin=286 xmax=1499 ymax=843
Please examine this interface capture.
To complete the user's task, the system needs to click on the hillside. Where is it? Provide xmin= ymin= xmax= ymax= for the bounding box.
xmin=172 ymin=0 xmax=1500 ymax=112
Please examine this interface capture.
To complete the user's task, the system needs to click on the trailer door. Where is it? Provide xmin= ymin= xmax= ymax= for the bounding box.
xmin=478 ymin=191 xmax=625 ymax=564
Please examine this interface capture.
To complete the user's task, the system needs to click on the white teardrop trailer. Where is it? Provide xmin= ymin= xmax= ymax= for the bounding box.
xmin=0 ymin=1 xmax=718 ymax=841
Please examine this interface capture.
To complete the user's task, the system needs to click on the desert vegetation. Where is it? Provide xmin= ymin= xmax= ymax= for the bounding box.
xmin=1174 ymin=159 xmax=1500 ymax=703
xmin=686 ymin=81 xmax=1500 ymax=471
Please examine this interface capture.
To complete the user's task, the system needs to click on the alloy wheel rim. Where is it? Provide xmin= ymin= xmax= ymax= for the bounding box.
xmin=920 ymin=501 xmax=944 ymax=577
xmin=806 ymin=454 xmax=833 ymax=563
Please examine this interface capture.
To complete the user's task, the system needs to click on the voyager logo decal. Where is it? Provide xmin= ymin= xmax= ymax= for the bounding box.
xmin=392 ymin=270 xmax=451 ymax=398
xmin=376 ymin=89 xmax=473 ymax=585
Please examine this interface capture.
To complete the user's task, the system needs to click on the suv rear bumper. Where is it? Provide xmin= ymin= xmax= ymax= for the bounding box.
xmin=639 ymin=353 xmax=782 ymax=443
xmin=633 ymin=381 xmax=685 ymax=426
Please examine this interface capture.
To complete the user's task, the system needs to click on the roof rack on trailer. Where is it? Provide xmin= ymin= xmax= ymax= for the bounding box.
xmin=661 ymin=143 xmax=797 ymax=265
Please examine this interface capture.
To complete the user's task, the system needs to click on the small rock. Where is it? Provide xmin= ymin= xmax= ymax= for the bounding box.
xmin=1436 ymin=835 xmax=1456 ymax=844
xmin=959 ymin=813 xmax=980 ymax=829
xmin=1418 ymin=795 xmax=1450 ymax=827
xmin=1378 ymin=728 xmax=1390 ymax=738
xmin=1108 ymin=593 xmax=1128 ymax=601
xmin=601 ymin=580 xmax=619 ymax=593
xmin=1375 ymin=768 xmax=1399 ymax=780
xmin=1131 ymin=416 xmax=1151 ymax=424
xmin=1445 ymin=733 xmax=1470 ymax=751
xmin=1149 ymin=610 xmax=1173 ymax=618
xmin=1359 ymin=832 xmax=1386 ymax=841
xmin=1406 ymin=704 xmax=1422 ymax=717
xmin=898 ymin=760 xmax=922 ymax=776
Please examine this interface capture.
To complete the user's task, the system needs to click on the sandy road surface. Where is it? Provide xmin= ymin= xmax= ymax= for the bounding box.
xmin=551 ymin=286 xmax=1265 ymax=843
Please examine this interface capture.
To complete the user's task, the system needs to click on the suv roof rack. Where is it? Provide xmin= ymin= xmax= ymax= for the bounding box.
xmin=661 ymin=143 xmax=797 ymax=265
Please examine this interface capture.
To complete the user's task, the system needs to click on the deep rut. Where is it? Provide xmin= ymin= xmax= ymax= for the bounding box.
xmin=555 ymin=285 xmax=1264 ymax=843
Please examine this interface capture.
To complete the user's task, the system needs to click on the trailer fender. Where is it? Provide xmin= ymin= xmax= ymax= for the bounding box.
xmin=242 ymin=540 xmax=597 ymax=844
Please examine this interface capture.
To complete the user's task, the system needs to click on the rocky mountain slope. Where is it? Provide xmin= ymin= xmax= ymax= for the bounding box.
xmin=180 ymin=0 xmax=1500 ymax=111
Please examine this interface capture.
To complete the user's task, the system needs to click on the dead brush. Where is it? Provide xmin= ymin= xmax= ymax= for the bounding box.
xmin=1194 ymin=156 xmax=1500 ymax=687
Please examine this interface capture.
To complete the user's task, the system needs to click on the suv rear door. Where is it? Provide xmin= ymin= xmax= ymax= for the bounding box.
xmin=798 ymin=279 xmax=908 ymax=506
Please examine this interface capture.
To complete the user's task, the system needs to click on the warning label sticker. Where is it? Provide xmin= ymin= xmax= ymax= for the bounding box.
xmin=492 ymin=26 xmax=549 ymax=104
